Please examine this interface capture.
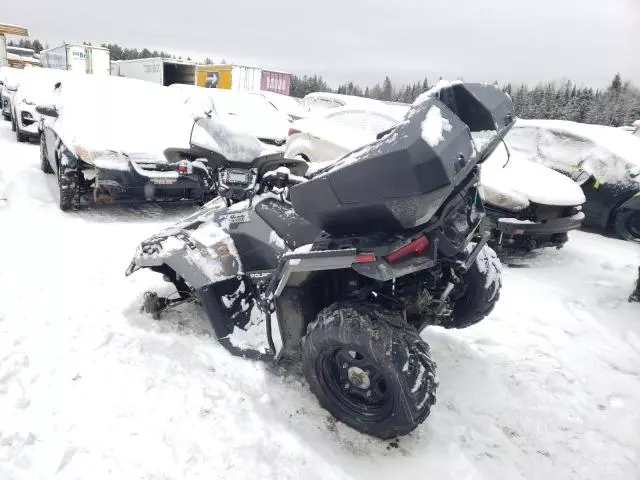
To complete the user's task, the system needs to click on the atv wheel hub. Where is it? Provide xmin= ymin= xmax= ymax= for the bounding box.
xmin=347 ymin=366 xmax=371 ymax=390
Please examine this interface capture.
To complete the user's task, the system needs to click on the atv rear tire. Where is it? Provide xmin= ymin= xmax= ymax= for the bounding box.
xmin=613 ymin=209 xmax=640 ymax=242
xmin=303 ymin=302 xmax=437 ymax=439
xmin=58 ymin=165 xmax=80 ymax=211
xmin=447 ymin=245 xmax=502 ymax=329
xmin=40 ymin=141 xmax=53 ymax=173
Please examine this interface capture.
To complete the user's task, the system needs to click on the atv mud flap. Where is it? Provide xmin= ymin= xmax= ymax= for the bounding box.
xmin=199 ymin=277 xmax=275 ymax=360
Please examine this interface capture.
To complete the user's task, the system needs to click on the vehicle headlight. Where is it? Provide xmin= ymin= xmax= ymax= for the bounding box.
xmin=480 ymin=184 xmax=530 ymax=212
xmin=74 ymin=145 xmax=93 ymax=163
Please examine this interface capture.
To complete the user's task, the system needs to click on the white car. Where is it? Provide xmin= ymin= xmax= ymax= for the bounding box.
xmin=284 ymin=106 xmax=407 ymax=162
xmin=301 ymin=92 xmax=391 ymax=114
xmin=254 ymin=91 xmax=306 ymax=121
xmin=506 ymin=119 xmax=640 ymax=241
xmin=171 ymin=85 xmax=290 ymax=149
xmin=13 ymin=67 xmax=71 ymax=142
xmin=480 ymin=142 xmax=586 ymax=251
xmin=0 ymin=67 xmax=23 ymax=122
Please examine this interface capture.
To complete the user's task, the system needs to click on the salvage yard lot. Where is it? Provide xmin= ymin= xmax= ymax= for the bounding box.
xmin=0 ymin=120 xmax=639 ymax=479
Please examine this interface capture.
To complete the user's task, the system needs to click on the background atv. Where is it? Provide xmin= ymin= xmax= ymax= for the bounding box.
xmin=127 ymin=82 xmax=515 ymax=439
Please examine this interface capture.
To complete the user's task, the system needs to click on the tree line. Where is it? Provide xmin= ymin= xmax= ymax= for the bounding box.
xmin=9 ymin=38 xmax=640 ymax=127
xmin=291 ymin=73 xmax=640 ymax=127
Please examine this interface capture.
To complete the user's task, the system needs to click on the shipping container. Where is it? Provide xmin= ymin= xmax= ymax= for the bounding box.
xmin=195 ymin=64 xmax=262 ymax=92
xmin=260 ymin=70 xmax=291 ymax=95
xmin=40 ymin=44 xmax=110 ymax=75
xmin=110 ymin=57 xmax=196 ymax=86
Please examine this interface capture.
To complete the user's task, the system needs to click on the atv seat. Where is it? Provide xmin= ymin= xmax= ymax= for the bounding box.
xmin=255 ymin=198 xmax=322 ymax=250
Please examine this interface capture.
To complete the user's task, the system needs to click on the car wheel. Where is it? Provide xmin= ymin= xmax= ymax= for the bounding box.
xmin=11 ymin=115 xmax=16 ymax=132
xmin=40 ymin=140 xmax=54 ymax=173
xmin=57 ymin=158 xmax=80 ymax=211
xmin=16 ymin=127 xmax=28 ymax=143
xmin=614 ymin=209 xmax=640 ymax=242
xmin=2 ymin=112 xmax=10 ymax=122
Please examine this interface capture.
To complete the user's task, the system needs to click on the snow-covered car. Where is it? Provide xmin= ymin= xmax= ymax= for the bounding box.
xmin=507 ymin=119 xmax=640 ymax=242
xmin=284 ymin=106 xmax=407 ymax=162
xmin=480 ymin=143 xmax=586 ymax=251
xmin=253 ymin=91 xmax=306 ymax=121
xmin=301 ymin=92 xmax=390 ymax=114
xmin=171 ymin=85 xmax=290 ymax=149
xmin=12 ymin=66 xmax=70 ymax=143
xmin=37 ymin=75 xmax=220 ymax=210
xmin=0 ymin=66 xmax=23 ymax=123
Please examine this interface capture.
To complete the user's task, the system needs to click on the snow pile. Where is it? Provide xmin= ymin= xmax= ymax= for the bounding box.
xmin=52 ymin=75 xmax=196 ymax=159
xmin=421 ymin=106 xmax=452 ymax=148
xmin=482 ymin=144 xmax=586 ymax=207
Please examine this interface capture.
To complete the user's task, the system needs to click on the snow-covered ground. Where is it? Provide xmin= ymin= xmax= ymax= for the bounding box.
xmin=0 ymin=119 xmax=639 ymax=480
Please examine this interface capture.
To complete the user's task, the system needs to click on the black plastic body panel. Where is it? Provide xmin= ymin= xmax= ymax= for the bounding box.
xmin=290 ymin=83 xmax=515 ymax=237
xmin=290 ymin=98 xmax=476 ymax=236
xmin=255 ymin=198 xmax=322 ymax=250
xmin=213 ymin=199 xmax=289 ymax=272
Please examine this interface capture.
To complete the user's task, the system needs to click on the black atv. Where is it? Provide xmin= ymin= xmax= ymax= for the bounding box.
xmin=126 ymin=82 xmax=515 ymax=439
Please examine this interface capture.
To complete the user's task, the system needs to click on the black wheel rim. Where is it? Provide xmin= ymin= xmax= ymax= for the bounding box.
xmin=628 ymin=213 xmax=640 ymax=239
xmin=316 ymin=346 xmax=393 ymax=423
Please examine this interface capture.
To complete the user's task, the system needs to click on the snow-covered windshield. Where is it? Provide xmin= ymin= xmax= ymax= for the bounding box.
xmin=191 ymin=116 xmax=268 ymax=163
xmin=210 ymin=91 xmax=279 ymax=118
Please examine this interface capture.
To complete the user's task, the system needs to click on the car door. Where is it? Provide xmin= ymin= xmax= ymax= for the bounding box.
xmin=305 ymin=110 xmax=371 ymax=162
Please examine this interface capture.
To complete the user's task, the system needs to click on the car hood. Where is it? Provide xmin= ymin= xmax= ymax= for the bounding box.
xmin=222 ymin=113 xmax=289 ymax=142
xmin=481 ymin=153 xmax=585 ymax=207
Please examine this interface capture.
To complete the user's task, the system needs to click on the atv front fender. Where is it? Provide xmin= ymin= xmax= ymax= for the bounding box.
xmin=126 ymin=218 xmax=242 ymax=290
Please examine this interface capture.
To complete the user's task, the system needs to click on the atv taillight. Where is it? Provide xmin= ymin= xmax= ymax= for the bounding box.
xmin=288 ymin=128 xmax=300 ymax=136
xmin=384 ymin=236 xmax=429 ymax=264
xmin=355 ymin=252 xmax=376 ymax=263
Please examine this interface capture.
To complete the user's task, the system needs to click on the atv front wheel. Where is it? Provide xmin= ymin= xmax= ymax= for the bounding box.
xmin=614 ymin=209 xmax=640 ymax=242
xmin=447 ymin=244 xmax=502 ymax=329
xmin=303 ymin=302 xmax=437 ymax=439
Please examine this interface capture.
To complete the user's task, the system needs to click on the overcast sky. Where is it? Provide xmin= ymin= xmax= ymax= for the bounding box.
xmin=4 ymin=0 xmax=640 ymax=88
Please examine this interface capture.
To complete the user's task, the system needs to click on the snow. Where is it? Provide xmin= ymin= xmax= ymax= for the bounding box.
xmin=509 ymin=119 xmax=640 ymax=186
xmin=421 ymin=106 xmax=452 ymax=148
xmin=269 ymin=230 xmax=286 ymax=250
xmin=1 ymin=120 xmax=640 ymax=479
xmin=482 ymin=144 xmax=586 ymax=207
xmin=471 ymin=130 xmax=497 ymax=153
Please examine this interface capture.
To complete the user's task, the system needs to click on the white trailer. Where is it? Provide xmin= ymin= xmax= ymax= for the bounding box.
xmin=40 ymin=44 xmax=110 ymax=75
xmin=110 ymin=57 xmax=196 ymax=86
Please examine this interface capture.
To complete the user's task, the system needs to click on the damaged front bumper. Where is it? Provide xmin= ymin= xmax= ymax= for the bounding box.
xmin=485 ymin=205 xmax=585 ymax=250
xmin=126 ymin=199 xmax=239 ymax=289
xmin=94 ymin=159 xmax=211 ymax=203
